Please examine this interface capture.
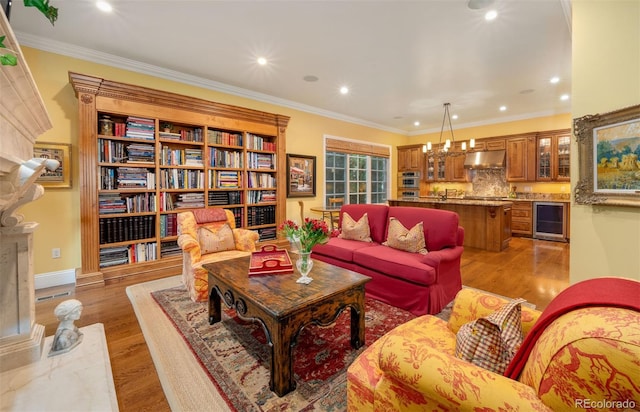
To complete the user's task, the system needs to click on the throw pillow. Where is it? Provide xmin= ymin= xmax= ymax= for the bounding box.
xmin=197 ymin=223 xmax=236 ymax=254
xmin=382 ymin=217 xmax=428 ymax=254
xmin=455 ymin=298 xmax=526 ymax=374
xmin=339 ymin=212 xmax=372 ymax=242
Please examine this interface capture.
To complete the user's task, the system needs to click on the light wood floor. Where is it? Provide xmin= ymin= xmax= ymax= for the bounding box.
xmin=34 ymin=237 xmax=569 ymax=411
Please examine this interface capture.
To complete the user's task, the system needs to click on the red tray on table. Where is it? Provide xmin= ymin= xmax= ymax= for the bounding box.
xmin=249 ymin=244 xmax=294 ymax=276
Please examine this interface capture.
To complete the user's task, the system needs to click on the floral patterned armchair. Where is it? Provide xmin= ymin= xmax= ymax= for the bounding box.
xmin=177 ymin=208 xmax=259 ymax=302
xmin=347 ymin=281 xmax=640 ymax=411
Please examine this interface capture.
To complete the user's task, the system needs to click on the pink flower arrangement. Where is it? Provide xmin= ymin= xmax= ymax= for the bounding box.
xmin=279 ymin=218 xmax=330 ymax=253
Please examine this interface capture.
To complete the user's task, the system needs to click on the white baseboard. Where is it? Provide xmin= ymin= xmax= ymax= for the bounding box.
xmin=34 ymin=269 xmax=76 ymax=290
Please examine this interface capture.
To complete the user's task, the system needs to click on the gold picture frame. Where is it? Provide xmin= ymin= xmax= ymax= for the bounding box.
xmin=574 ymin=104 xmax=640 ymax=207
xmin=33 ymin=142 xmax=72 ymax=188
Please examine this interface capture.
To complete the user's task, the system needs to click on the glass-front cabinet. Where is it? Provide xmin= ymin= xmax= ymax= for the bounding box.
xmin=537 ymin=131 xmax=570 ymax=181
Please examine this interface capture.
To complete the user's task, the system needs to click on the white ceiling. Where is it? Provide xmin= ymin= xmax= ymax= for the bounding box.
xmin=8 ymin=0 xmax=572 ymax=135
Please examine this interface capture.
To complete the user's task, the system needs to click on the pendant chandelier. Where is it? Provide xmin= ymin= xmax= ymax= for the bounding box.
xmin=422 ymin=103 xmax=474 ymax=158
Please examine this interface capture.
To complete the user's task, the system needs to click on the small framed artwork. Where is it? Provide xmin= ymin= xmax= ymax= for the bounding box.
xmin=33 ymin=142 xmax=72 ymax=188
xmin=574 ymin=103 xmax=640 ymax=207
xmin=286 ymin=154 xmax=316 ymax=197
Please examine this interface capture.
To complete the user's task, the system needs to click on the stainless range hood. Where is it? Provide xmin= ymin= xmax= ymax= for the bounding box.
xmin=463 ymin=150 xmax=506 ymax=169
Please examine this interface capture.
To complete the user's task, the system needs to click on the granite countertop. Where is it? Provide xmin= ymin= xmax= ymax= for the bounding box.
xmin=390 ymin=197 xmax=514 ymax=206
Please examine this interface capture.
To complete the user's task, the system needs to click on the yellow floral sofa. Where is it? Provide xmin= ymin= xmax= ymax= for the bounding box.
xmin=347 ymin=283 xmax=640 ymax=411
xmin=177 ymin=208 xmax=259 ymax=302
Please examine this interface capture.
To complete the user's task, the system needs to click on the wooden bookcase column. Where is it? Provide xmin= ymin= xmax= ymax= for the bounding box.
xmin=69 ymin=72 xmax=289 ymax=287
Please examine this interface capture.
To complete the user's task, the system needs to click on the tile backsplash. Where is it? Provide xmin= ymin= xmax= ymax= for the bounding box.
xmin=470 ymin=169 xmax=509 ymax=197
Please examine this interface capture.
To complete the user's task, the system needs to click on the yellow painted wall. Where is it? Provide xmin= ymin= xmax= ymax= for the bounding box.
xmin=18 ymin=47 xmax=407 ymax=275
xmin=570 ymin=0 xmax=640 ymax=283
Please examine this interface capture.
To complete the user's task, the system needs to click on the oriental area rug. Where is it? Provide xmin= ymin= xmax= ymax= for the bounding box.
xmin=127 ymin=276 xmax=427 ymax=411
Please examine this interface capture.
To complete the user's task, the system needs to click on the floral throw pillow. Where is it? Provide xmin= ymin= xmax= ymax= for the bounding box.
xmin=382 ymin=217 xmax=428 ymax=254
xmin=338 ymin=212 xmax=372 ymax=242
xmin=197 ymin=223 xmax=236 ymax=254
xmin=455 ymin=298 xmax=526 ymax=374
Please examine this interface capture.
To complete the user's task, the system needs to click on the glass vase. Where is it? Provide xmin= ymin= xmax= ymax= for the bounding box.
xmin=295 ymin=251 xmax=313 ymax=284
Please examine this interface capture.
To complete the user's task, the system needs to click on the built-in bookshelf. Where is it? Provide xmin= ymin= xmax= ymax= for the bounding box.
xmin=70 ymin=72 xmax=289 ymax=287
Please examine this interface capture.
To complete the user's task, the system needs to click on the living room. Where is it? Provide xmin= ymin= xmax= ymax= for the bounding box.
xmin=1 ymin=1 xmax=639 ymax=410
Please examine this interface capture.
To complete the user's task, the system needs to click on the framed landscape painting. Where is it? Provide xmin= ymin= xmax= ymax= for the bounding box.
xmin=286 ymin=154 xmax=316 ymax=197
xmin=574 ymin=104 xmax=640 ymax=207
xmin=33 ymin=142 xmax=72 ymax=188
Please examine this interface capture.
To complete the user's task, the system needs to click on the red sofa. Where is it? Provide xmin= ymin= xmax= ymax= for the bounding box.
xmin=312 ymin=204 xmax=464 ymax=315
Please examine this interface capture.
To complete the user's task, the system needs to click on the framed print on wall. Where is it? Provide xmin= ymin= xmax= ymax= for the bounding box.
xmin=33 ymin=142 xmax=72 ymax=188
xmin=286 ymin=154 xmax=316 ymax=197
xmin=574 ymin=103 xmax=640 ymax=207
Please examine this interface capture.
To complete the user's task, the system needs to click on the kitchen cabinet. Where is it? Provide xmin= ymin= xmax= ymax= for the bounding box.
xmin=445 ymin=143 xmax=469 ymax=182
xmin=398 ymin=145 xmax=423 ymax=172
xmin=536 ymin=130 xmax=571 ymax=181
xmin=506 ymin=134 xmax=536 ymax=182
xmin=425 ymin=148 xmax=446 ymax=182
xmin=511 ymin=201 xmax=533 ymax=237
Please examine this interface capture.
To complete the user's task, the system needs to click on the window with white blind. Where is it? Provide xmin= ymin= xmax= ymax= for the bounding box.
xmin=324 ymin=137 xmax=390 ymax=205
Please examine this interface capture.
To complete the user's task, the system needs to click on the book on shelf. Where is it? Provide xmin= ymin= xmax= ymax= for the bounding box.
xmin=246 ymin=133 xmax=276 ymax=151
xmin=207 ymin=129 xmax=243 ymax=146
xmin=125 ymin=116 xmax=155 ymax=140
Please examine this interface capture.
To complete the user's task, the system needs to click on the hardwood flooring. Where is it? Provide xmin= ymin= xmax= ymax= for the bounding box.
xmin=34 ymin=237 xmax=569 ymax=411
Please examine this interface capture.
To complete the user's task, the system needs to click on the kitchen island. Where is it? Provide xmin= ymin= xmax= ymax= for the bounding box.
xmin=388 ymin=197 xmax=513 ymax=252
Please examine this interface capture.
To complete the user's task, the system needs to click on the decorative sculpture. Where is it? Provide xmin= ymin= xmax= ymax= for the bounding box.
xmin=48 ymin=299 xmax=84 ymax=357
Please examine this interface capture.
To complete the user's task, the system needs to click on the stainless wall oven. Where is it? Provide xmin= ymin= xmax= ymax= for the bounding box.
xmin=533 ymin=202 xmax=567 ymax=242
xmin=399 ymin=171 xmax=421 ymax=189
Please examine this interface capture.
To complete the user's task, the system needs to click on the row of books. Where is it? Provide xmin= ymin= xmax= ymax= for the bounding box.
xmin=247 ymin=152 xmax=276 ymax=169
xmin=256 ymin=227 xmax=277 ymax=241
xmin=173 ymin=193 xmax=205 ymax=209
xmin=98 ymin=242 xmax=158 ymax=268
xmin=247 ymin=205 xmax=276 ymax=226
xmin=160 ymin=240 xmax=181 ymax=258
xmin=99 ymin=215 xmax=155 ymax=244
xmin=208 ymin=130 xmax=243 ymax=147
xmin=159 ymin=129 xmax=203 ymax=142
xmin=159 ymin=169 xmax=205 ymax=189
xmin=208 ymin=191 xmax=243 ymax=205
xmin=247 ymin=171 xmax=276 ymax=188
xmin=99 ymin=192 xmax=157 ymax=214
xmin=126 ymin=116 xmax=155 ymax=140
xmin=246 ymin=133 xmax=276 ymax=152
xmin=209 ymin=147 xmax=243 ymax=168
xmin=247 ymin=190 xmax=276 ymax=204
xmin=211 ymin=170 xmax=242 ymax=189
xmin=226 ymin=207 xmax=244 ymax=228
xmin=159 ymin=213 xmax=178 ymax=237
xmin=100 ymin=167 xmax=156 ymax=190
xmin=98 ymin=139 xmax=152 ymax=164
xmin=159 ymin=147 xmax=203 ymax=166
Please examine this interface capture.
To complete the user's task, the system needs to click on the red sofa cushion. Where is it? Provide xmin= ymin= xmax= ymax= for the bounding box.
xmin=353 ymin=245 xmax=437 ymax=286
xmin=388 ymin=206 xmax=459 ymax=251
xmin=339 ymin=204 xmax=389 ymax=244
xmin=312 ymin=237 xmax=376 ymax=262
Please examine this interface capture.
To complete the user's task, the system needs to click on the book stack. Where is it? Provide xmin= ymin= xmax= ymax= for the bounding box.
xmin=159 ymin=131 xmax=181 ymax=140
xmin=208 ymin=130 xmax=243 ymax=146
xmin=160 ymin=169 xmax=204 ymax=189
xmin=247 ymin=171 xmax=276 ymax=188
xmin=100 ymin=246 xmax=129 ymax=268
xmin=180 ymin=129 xmax=203 ymax=142
xmin=247 ymin=133 xmax=276 ymax=151
xmin=214 ymin=170 xmax=242 ymax=188
xmin=127 ymin=143 xmax=155 ymax=164
xmin=247 ymin=190 xmax=276 ymax=204
xmin=257 ymin=227 xmax=277 ymax=241
xmin=117 ymin=167 xmax=156 ymax=189
xmin=208 ymin=190 xmax=242 ymax=206
xmin=173 ymin=193 xmax=205 ymax=209
xmin=125 ymin=192 xmax=156 ymax=213
xmin=209 ymin=147 xmax=243 ymax=168
xmin=247 ymin=205 xmax=276 ymax=226
xmin=99 ymin=193 xmax=126 ymax=214
xmin=125 ymin=116 xmax=155 ymax=140
xmin=247 ymin=152 xmax=276 ymax=169
xmin=161 ymin=240 xmax=182 ymax=257
xmin=185 ymin=148 xmax=203 ymax=166
xmin=159 ymin=213 xmax=178 ymax=237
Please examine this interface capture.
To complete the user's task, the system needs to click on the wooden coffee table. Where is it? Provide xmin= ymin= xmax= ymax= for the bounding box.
xmin=204 ymin=254 xmax=371 ymax=397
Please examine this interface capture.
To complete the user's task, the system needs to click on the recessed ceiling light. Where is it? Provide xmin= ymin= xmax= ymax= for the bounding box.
xmin=499 ymin=105 xmax=507 ymax=111
xmin=303 ymin=75 xmax=319 ymax=82
xmin=560 ymin=94 xmax=570 ymax=101
xmin=340 ymin=86 xmax=349 ymax=95
xmin=257 ymin=57 xmax=268 ymax=66
xmin=452 ymin=114 xmax=459 ymax=120
xmin=96 ymin=1 xmax=112 ymax=12
xmin=485 ymin=10 xmax=498 ymax=21
xmin=414 ymin=121 xmax=420 ymax=126
xmin=550 ymin=76 xmax=560 ymax=84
